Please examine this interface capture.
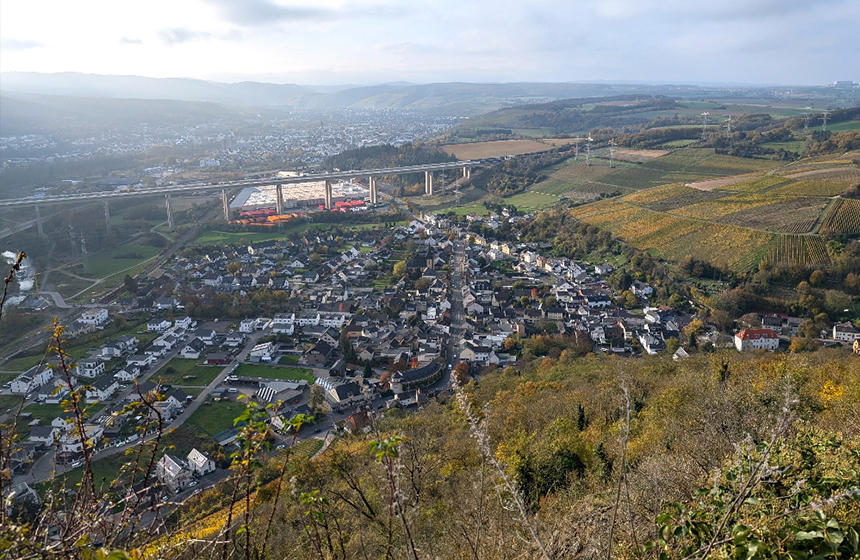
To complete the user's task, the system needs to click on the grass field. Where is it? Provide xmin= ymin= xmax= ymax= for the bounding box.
xmin=82 ymin=243 xmax=162 ymax=278
xmin=234 ymin=363 xmax=314 ymax=383
xmin=151 ymin=359 xmax=223 ymax=388
xmin=187 ymin=400 xmax=247 ymax=436
xmin=441 ymin=139 xmax=559 ymax=159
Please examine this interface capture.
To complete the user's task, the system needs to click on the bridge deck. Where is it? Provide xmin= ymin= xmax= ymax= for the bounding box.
xmin=0 ymin=160 xmax=480 ymax=208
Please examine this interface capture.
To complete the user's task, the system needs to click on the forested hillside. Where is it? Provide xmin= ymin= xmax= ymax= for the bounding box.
xmin=129 ymin=349 xmax=859 ymax=559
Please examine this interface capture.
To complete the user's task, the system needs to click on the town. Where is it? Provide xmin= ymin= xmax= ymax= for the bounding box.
xmin=4 ymin=195 xmax=859 ymax=512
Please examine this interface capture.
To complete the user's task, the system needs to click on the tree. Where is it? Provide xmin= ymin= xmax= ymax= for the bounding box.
xmin=363 ymin=361 xmax=373 ymax=378
xmin=452 ymin=362 xmax=471 ymax=385
xmin=123 ymin=274 xmax=138 ymax=295
xmin=392 ymin=260 xmax=407 ymax=278
xmin=809 ymin=269 xmax=825 ymax=287
xmin=226 ymin=261 xmax=241 ymax=275
xmin=309 ymin=385 xmax=326 ymax=414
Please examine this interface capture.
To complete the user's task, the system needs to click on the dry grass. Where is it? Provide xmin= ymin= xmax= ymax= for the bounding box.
xmin=441 ymin=139 xmax=558 ymax=159
xmin=613 ymin=148 xmax=669 ymax=162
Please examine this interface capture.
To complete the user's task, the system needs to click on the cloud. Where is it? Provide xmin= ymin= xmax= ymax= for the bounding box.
xmin=158 ymin=28 xmax=211 ymax=45
xmin=120 ymin=37 xmax=143 ymax=45
xmin=202 ymin=0 xmax=405 ymax=27
xmin=203 ymin=0 xmax=335 ymax=26
xmin=2 ymin=39 xmax=43 ymax=50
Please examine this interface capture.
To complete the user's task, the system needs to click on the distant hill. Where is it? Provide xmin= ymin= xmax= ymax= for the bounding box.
xmin=0 ymin=72 xmax=776 ymax=116
xmin=0 ymin=93 xmax=252 ymax=136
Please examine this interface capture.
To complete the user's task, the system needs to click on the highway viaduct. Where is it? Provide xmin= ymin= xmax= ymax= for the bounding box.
xmin=0 ymin=160 xmax=480 ymax=237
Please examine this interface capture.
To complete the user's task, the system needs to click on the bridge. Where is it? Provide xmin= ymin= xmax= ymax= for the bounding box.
xmin=0 ymin=160 xmax=480 ymax=236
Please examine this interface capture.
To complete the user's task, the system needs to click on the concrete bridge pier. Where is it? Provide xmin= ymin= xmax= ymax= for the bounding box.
xmin=324 ymin=180 xmax=333 ymax=210
xmin=462 ymin=166 xmax=470 ymax=179
xmin=424 ymin=170 xmax=434 ymax=195
xmin=221 ymin=189 xmax=230 ymax=221
xmin=368 ymin=176 xmax=378 ymax=204
xmin=35 ymin=205 xmax=44 ymax=235
xmin=275 ymin=184 xmax=283 ymax=214
xmin=165 ymin=194 xmax=174 ymax=231
xmin=104 ymin=200 xmax=111 ymax=233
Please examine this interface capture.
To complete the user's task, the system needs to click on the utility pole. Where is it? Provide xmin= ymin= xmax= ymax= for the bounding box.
xmin=608 ymin=139 xmax=615 ymax=168
xmin=586 ymin=137 xmax=593 ymax=166
xmin=821 ymin=110 xmax=830 ymax=131
xmin=701 ymin=112 xmax=710 ymax=140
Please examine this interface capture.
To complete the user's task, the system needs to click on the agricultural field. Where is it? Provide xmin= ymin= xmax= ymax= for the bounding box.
xmin=819 ymin=199 xmax=860 ymax=234
xmin=502 ymin=190 xmax=563 ymax=211
xmin=717 ymin=197 xmax=830 ymax=233
xmin=669 ymin=193 xmax=775 ymax=220
xmin=763 ymin=235 xmax=831 ymax=266
xmin=527 ymin=158 xmax=626 ymax=197
xmin=440 ymin=139 xmax=559 ymax=159
xmin=568 ymin=200 xmax=777 ymax=272
xmin=768 ymin=175 xmax=860 ymax=197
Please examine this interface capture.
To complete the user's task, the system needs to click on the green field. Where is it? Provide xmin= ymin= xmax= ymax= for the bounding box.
xmin=826 ymin=120 xmax=860 ymax=132
xmin=151 ymin=359 xmax=223 ymax=388
xmin=234 ymin=363 xmax=314 ymax=383
xmin=82 ymin=243 xmax=162 ymax=278
xmin=187 ymin=400 xmax=248 ymax=436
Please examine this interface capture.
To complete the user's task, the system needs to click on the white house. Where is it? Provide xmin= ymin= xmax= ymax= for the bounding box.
xmin=187 ymin=448 xmax=216 ymax=476
xmin=173 ymin=316 xmax=193 ymax=330
xmin=734 ymin=329 xmax=780 ymax=352
xmin=127 ymin=354 xmax=155 ymax=368
xmin=10 ymin=365 xmax=54 ymax=395
xmin=76 ymin=359 xmax=104 ymax=379
xmin=147 ymin=319 xmax=171 ymax=333
xmin=180 ymin=338 xmax=206 ymax=359
xmin=114 ymin=367 xmax=140 ymax=382
xmin=297 ymin=312 xmax=320 ymax=327
xmin=156 ymin=454 xmax=191 ymax=492
xmin=833 ymin=322 xmax=860 ymax=343
xmin=60 ymin=424 xmax=104 ymax=454
xmin=272 ymin=313 xmax=295 ymax=334
xmin=239 ymin=318 xmax=256 ymax=333
xmin=79 ymin=308 xmax=109 ymax=327
xmin=249 ymin=341 xmax=276 ymax=362
xmin=85 ymin=375 xmax=120 ymax=402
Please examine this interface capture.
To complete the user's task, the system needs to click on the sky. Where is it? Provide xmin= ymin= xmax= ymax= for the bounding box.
xmin=1 ymin=0 xmax=858 ymax=85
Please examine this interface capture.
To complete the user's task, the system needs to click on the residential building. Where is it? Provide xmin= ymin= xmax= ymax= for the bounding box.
xmin=734 ymin=329 xmax=780 ymax=352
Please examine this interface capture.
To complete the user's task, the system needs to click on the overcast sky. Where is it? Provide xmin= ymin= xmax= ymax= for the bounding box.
xmin=1 ymin=0 xmax=857 ymax=85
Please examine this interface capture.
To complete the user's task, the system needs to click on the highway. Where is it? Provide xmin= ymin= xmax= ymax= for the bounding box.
xmin=0 ymin=160 xmax=483 ymax=208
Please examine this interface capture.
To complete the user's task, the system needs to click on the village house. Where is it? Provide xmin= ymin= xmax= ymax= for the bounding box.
xmin=734 ymin=329 xmax=780 ymax=352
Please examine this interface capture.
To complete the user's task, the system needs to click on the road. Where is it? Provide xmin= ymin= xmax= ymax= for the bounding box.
xmin=0 ymin=160 xmax=483 ymax=208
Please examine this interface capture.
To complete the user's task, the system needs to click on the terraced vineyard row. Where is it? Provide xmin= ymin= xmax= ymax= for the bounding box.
xmin=819 ymin=199 xmax=860 ymax=234
xmin=569 ymin=200 xmax=776 ymax=272
xmin=717 ymin=197 xmax=829 ymax=233
xmin=769 ymin=177 xmax=858 ymax=197
xmin=763 ymin=235 xmax=831 ymax=266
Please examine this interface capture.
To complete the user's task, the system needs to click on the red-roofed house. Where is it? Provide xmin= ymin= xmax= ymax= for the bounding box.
xmin=734 ymin=328 xmax=779 ymax=352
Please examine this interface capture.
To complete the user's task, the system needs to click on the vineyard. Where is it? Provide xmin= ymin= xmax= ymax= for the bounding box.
xmin=819 ymin=199 xmax=860 ymax=234
xmin=717 ymin=197 xmax=830 ymax=233
xmin=770 ymin=177 xmax=858 ymax=197
xmin=763 ymin=235 xmax=831 ymax=266
xmin=669 ymin=193 xmax=775 ymax=220
xmin=569 ymin=200 xmax=776 ymax=272
xmin=717 ymin=175 xmax=791 ymax=193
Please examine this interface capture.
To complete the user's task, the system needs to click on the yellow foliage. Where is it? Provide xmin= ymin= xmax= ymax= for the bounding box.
xmin=820 ymin=380 xmax=845 ymax=405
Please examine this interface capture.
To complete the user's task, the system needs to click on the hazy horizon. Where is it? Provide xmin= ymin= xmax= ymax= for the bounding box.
xmin=2 ymin=0 xmax=858 ymax=86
